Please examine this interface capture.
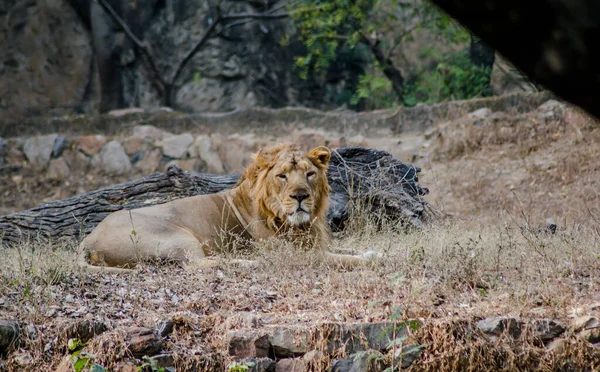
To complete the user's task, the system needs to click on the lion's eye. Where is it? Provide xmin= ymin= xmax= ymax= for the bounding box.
xmin=307 ymin=171 xmax=316 ymax=179
xmin=277 ymin=174 xmax=287 ymax=180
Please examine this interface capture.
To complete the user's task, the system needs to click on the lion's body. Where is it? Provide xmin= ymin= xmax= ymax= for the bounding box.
xmin=76 ymin=144 xmax=376 ymax=273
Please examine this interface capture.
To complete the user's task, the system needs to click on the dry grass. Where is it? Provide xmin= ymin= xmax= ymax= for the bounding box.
xmin=1 ymin=215 xmax=600 ymax=370
xmin=2 ymin=100 xmax=600 ymax=370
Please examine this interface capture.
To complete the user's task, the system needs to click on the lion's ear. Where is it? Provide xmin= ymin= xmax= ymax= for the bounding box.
xmin=308 ymin=146 xmax=331 ymax=168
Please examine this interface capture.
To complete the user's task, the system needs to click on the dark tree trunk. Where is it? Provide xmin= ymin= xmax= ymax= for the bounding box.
xmin=363 ymin=37 xmax=405 ymax=101
xmin=468 ymin=33 xmax=495 ymax=96
xmin=0 ymin=148 xmax=430 ymax=246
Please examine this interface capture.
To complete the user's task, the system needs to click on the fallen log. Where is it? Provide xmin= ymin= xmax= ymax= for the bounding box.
xmin=0 ymin=147 xmax=430 ymax=246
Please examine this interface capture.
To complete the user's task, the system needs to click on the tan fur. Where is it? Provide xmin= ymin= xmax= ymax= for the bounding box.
xmin=76 ymin=144 xmax=377 ymax=273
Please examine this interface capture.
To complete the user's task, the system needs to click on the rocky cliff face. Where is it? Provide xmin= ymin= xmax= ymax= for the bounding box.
xmin=0 ymin=0 xmax=354 ymax=126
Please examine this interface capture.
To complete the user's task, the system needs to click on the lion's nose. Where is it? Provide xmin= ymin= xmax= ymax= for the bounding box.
xmin=290 ymin=193 xmax=309 ymax=203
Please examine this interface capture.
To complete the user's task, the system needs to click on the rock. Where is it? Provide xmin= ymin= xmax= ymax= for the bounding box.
xmin=62 ymin=149 xmax=90 ymax=173
xmin=0 ymin=137 xmax=7 ymax=167
xmin=92 ymin=141 xmax=132 ymax=175
xmin=219 ymin=136 xmax=253 ymax=173
xmin=275 ymin=358 xmax=307 ymax=372
xmin=475 ymin=317 xmax=522 ymax=339
xmin=122 ymin=136 xmax=144 ymax=155
xmin=23 ymin=134 xmax=59 ymax=168
xmin=393 ymin=344 xmax=423 ymax=369
xmin=77 ymin=135 xmax=107 ymax=156
xmin=47 ymin=158 xmax=70 ymax=180
xmin=0 ymin=320 xmax=19 ymax=356
xmin=134 ymin=148 xmax=162 ymax=174
xmin=243 ymin=358 xmax=276 ymax=372
xmin=162 ymin=133 xmax=194 ymax=159
xmin=164 ymin=158 xmax=201 ymax=172
xmin=156 ymin=320 xmax=174 ymax=338
xmin=530 ymin=319 xmax=565 ymax=344
xmin=331 ymin=351 xmax=386 ymax=372
xmin=574 ymin=316 xmax=600 ymax=343
xmin=538 ymin=99 xmax=566 ymax=113
xmin=269 ymin=326 xmax=311 ymax=358
xmin=133 ymin=125 xmax=171 ymax=141
xmin=324 ymin=322 xmax=414 ymax=354
xmin=61 ymin=320 xmax=108 ymax=344
xmin=0 ymin=0 xmax=93 ymax=128
xmin=467 ymin=108 xmax=492 ymax=120
xmin=152 ymin=354 xmax=175 ymax=369
xmin=227 ymin=330 xmax=270 ymax=358
xmin=194 ymin=135 xmax=225 ymax=174
xmin=52 ymin=136 xmax=69 ymax=158
xmin=125 ymin=327 xmax=163 ymax=358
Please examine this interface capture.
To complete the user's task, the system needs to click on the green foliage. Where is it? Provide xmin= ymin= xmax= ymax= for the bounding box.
xmin=228 ymin=361 xmax=255 ymax=372
xmin=288 ymin=0 xmax=493 ymax=109
xmin=350 ymin=71 xmax=395 ymax=109
xmin=68 ymin=338 xmax=106 ymax=372
xmin=138 ymin=355 xmax=175 ymax=372
xmin=404 ymin=50 xmax=492 ymax=106
xmin=288 ymin=0 xmax=371 ymax=79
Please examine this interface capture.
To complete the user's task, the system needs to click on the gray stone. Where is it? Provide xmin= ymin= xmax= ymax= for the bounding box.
xmin=132 ymin=125 xmax=171 ymax=140
xmin=23 ymin=134 xmax=58 ymax=168
xmin=52 ymin=136 xmax=68 ymax=158
xmin=92 ymin=141 xmax=132 ymax=175
xmin=331 ymin=351 xmax=385 ymax=372
xmin=124 ymin=327 xmax=164 ymax=358
xmin=0 ymin=320 xmax=20 ymax=356
xmin=228 ymin=331 xmax=270 ymax=358
xmin=156 ymin=320 xmax=174 ymax=338
xmin=575 ymin=316 xmax=600 ymax=343
xmin=0 ymin=137 xmax=7 ymax=167
xmin=77 ymin=135 xmax=107 ymax=156
xmin=475 ymin=317 xmax=522 ymax=339
xmin=162 ymin=133 xmax=194 ymax=159
xmin=61 ymin=320 xmax=108 ymax=344
xmin=134 ymin=148 xmax=162 ymax=174
xmin=467 ymin=108 xmax=492 ymax=120
xmin=393 ymin=344 xmax=423 ymax=369
xmin=530 ymin=319 xmax=565 ymax=343
xmin=243 ymin=358 xmax=276 ymax=372
xmin=194 ymin=135 xmax=224 ymax=174
xmin=47 ymin=158 xmax=70 ymax=180
xmin=269 ymin=326 xmax=311 ymax=358
xmin=325 ymin=322 xmax=415 ymax=355
xmin=275 ymin=359 xmax=306 ymax=372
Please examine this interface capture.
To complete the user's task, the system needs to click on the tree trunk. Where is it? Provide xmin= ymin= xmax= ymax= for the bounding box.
xmin=363 ymin=37 xmax=405 ymax=101
xmin=0 ymin=147 xmax=430 ymax=246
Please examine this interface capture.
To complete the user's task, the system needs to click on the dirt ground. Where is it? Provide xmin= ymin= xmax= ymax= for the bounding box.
xmin=1 ymin=101 xmax=600 ymax=370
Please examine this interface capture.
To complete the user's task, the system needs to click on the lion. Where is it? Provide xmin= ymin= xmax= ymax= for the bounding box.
xmin=76 ymin=143 xmax=379 ymax=273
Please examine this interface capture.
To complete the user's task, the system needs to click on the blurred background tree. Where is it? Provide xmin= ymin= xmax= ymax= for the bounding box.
xmin=287 ymin=0 xmax=495 ymax=110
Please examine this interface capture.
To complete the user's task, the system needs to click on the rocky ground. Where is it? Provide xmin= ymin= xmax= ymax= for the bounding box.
xmin=1 ymin=93 xmax=600 ymax=371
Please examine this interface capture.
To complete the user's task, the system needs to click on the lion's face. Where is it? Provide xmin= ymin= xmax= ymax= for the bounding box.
xmin=243 ymin=144 xmax=331 ymax=229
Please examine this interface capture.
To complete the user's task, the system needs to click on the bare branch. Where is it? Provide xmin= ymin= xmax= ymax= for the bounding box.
xmin=169 ymin=13 xmax=222 ymax=90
